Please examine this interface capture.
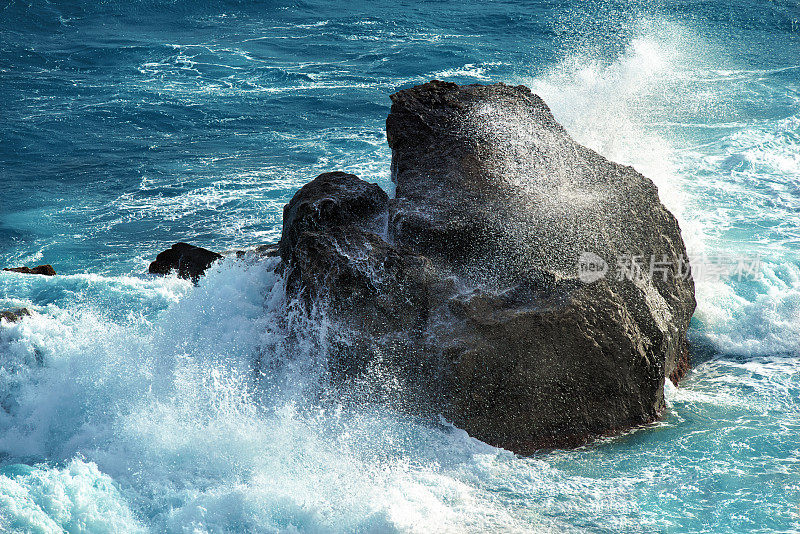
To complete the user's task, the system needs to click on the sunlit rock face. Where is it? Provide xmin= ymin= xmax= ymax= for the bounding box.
xmin=279 ymin=81 xmax=696 ymax=454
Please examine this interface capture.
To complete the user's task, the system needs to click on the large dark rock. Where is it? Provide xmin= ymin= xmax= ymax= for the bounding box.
xmin=278 ymin=81 xmax=696 ymax=454
xmin=3 ymin=265 xmax=56 ymax=276
xmin=149 ymin=243 xmax=222 ymax=282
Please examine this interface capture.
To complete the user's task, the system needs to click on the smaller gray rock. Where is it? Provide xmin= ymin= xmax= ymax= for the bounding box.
xmin=0 ymin=308 xmax=30 ymax=323
xmin=3 ymin=265 xmax=56 ymax=276
xmin=234 ymin=243 xmax=280 ymax=259
xmin=149 ymin=243 xmax=222 ymax=282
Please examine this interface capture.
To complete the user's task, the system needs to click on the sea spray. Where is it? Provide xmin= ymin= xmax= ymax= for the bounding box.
xmin=526 ymin=18 xmax=800 ymax=358
xmin=0 ymin=259 xmax=556 ymax=532
xmin=0 ymin=460 xmax=146 ymax=534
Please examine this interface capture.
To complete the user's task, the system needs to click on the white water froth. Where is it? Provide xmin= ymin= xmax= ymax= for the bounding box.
xmin=0 ymin=460 xmax=145 ymax=534
xmin=0 ymin=260 xmax=605 ymax=533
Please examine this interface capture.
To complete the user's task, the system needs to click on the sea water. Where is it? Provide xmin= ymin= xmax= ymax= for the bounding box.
xmin=1 ymin=0 xmax=799 ymax=532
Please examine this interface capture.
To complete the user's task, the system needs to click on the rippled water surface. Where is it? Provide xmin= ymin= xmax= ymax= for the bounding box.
xmin=1 ymin=0 xmax=799 ymax=532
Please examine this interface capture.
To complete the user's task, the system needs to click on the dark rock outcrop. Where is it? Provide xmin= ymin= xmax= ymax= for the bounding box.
xmin=0 ymin=308 xmax=30 ymax=323
xmin=3 ymin=265 xmax=56 ymax=276
xmin=149 ymin=243 xmax=222 ymax=282
xmin=279 ymin=81 xmax=696 ymax=454
xmin=279 ymin=171 xmax=389 ymax=263
xmin=280 ymin=173 xmax=433 ymax=393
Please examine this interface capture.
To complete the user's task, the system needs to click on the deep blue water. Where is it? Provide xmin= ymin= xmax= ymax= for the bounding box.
xmin=1 ymin=0 xmax=799 ymax=532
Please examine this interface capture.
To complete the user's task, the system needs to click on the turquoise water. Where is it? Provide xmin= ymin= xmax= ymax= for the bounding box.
xmin=1 ymin=0 xmax=799 ymax=532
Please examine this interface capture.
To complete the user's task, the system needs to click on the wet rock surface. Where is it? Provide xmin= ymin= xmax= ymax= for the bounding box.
xmin=148 ymin=243 xmax=223 ymax=282
xmin=234 ymin=244 xmax=280 ymax=259
xmin=279 ymin=81 xmax=696 ymax=453
xmin=279 ymin=171 xmax=389 ymax=264
xmin=3 ymin=265 xmax=56 ymax=276
xmin=0 ymin=308 xmax=30 ymax=323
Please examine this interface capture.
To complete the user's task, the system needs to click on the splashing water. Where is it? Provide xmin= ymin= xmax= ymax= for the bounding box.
xmin=526 ymin=17 xmax=800 ymax=358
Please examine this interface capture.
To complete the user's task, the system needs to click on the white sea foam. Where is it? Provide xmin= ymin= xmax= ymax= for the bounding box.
xmin=432 ymin=63 xmax=491 ymax=80
xmin=3 ymin=253 xmax=719 ymax=533
xmin=0 ymin=259 xmax=625 ymax=532
xmin=0 ymin=460 xmax=145 ymax=534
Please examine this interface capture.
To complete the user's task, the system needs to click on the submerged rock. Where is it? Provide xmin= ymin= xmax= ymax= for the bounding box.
xmin=278 ymin=81 xmax=696 ymax=453
xmin=0 ymin=308 xmax=30 ymax=323
xmin=3 ymin=265 xmax=56 ymax=276
xmin=234 ymin=244 xmax=280 ymax=259
xmin=149 ymin=243 xmax=222 ymax=282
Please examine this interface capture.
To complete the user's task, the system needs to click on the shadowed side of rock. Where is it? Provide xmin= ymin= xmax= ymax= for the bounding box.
xmin=279 ymin=171 xmax=389 ymax=264
xmin=279 ymin=172 xmax=451 ymax=409
xmin=436 ymin=278 xmax=671 ymax=450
